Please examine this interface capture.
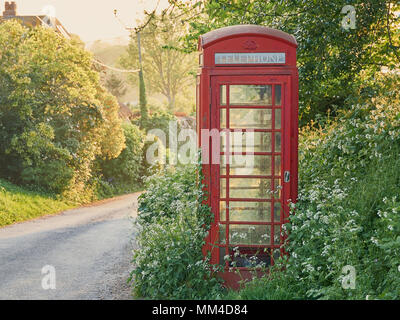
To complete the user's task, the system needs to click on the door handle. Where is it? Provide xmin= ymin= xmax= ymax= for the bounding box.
xmin=284 ymin=171 xmax=290 ymax=183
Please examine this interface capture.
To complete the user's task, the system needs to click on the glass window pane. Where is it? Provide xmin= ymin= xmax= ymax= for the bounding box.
xmin=219 ymin=224 xmax=226 ymax=244
xmin=220 ymin=131 xmax=227 ymax=154
xmin=275 ymin=132 xmax=281 ymax=152
xmin=221 ymin=131 xmax=272 ymax=153
xmin=274 ymin=225 xmax=281 ymax=245
xmin=274 ymin=179 xmax=282 ymax=199
xmin=220 ymin=154 xmax=228 ymax=175
xmin=274 ymin=202 xmax=281 ymax=222
xmin=227 ymin=178 xmax=272 ymax=199
xmin=220 ymin=109 xmax=226 ymax=128
xmin=230 ymin=85 xmax=272 ymax=106
xmin=275 ymin=85 xmax=282 ymax=106
xmin=228 ymin=201 xmax=271 ymax=222
xmin=220 ymin=202 xmax=227 ymax=221
xmin=220 ymin=85 xmax=227 ymax=105
xmin=274 ymin=155 xmax=281 ymax=176
xmin=275 ymin=109 xmax=281 ymax=129
xmin=229 ymin=224 xmax=271 ymax=245
xmin=219 ymin=246 xmax=227 ymax=266
xmin=221 ymin=154 xmax=272 ymax=176
xmin=228 ymin=247 xmax=271 ymax=268
xmin=220 ymin=178 xmax=226 ymax=198
xmin=229 ymin=109 xmax=272 ymax=129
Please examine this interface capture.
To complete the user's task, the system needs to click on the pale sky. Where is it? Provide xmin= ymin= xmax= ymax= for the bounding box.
xmin=5 ymin=0 xmax=172 ymax=43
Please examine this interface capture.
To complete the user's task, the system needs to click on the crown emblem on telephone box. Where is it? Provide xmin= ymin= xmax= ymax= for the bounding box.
xmin=243 ymin=40 xmax=258 ymax=50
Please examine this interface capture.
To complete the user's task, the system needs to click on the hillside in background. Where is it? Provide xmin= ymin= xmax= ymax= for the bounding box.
xmin=88 ymin=40 xmax=173 ymax=110
xmin=88 ymin=40 xmax=136 ymax=104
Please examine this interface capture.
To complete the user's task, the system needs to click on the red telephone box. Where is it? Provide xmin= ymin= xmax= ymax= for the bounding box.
xmin=197 ymin=25 xmax=298 ymax=288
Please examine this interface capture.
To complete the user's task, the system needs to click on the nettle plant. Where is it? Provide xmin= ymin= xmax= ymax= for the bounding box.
xmin=129 ymin=162 xmax=224 ymax=300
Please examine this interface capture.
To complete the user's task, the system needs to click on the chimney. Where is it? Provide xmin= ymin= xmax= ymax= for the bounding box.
xmin=3 ymin=1 xmax=17 ymax=17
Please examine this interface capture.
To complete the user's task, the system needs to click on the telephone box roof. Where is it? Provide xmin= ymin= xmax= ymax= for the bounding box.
xmin=199 ymin=25 xmax=297 ymax=49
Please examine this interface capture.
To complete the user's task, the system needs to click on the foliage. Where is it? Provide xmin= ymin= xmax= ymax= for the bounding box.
xmin=93 ymin=176 xmax=143 ymax=201
xmin=228 ymin=74 xmax=400 ymax=300
xmin=105 ymin=73 xmax=127 ymax=99
xmin=89 ymin=41 xmax=138 ymax=103
xmin=179 ymin=0 xmax=400 ymax=125
xmin=0 ymin=21 xmax=125 ymax=200
xmin=137 ymin=163 xmax=197 ymax=225
xmin=138 ymin=110 xmax=185 ymax=177
xmin=224 ymin=271 xmax=300 ymax=300
xmin=98 ymin=123 xmax=145 ymax=186
xmin=138 ymin=109 xmax=175 ymax=133
xmin=0 ymin=178 xmax=75 ymax=227
xmin=120 ymin=8 xmax=198 ymax=113
xmin=130 ymin=164 xmax=224 ymax=299
xmin=20 ymin=158 xmax=75 ymax=195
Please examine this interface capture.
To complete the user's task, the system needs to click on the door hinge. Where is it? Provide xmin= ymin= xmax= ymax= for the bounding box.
xmin=284 ymin=171 xmax=290 ymax=183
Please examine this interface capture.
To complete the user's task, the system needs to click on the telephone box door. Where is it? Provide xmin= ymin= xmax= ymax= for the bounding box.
xmin=209 ymin=75 xmax=292 ymax=285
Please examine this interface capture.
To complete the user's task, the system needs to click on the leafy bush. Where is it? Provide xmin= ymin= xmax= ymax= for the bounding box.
xmin=229 ymin=75 xmax=400 ymax=300
xmin=132 ymin=109 xmax=176 ymax=136
xmin=224 ymin=272 xmax=300 ymax=300
xmin=0 ymin=21 xmax=125 ymax=200
xmin=145 ymin=110 xmax=176 ymax=134
xmin=132 ymin=110 xmax=176 ymax=178
xmin=99 ymin=124 xmax=145 ymax=185
xmin=130 ymin=164 xmax=224 ymax=299
xmin=141 ymin=137 xmax=166 ymax=179
xmin=21 ymin=160 xmax=74 ymax=194
xmin=137 ymin=163 xmax=197 ymax=225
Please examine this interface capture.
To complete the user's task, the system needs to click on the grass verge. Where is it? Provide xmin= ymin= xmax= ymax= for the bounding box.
xmin=0 ymin=178 xmax=76 ymax=227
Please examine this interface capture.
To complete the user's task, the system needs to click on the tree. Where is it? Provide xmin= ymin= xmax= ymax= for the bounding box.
xmin=105 ymin=73 xmax=127 ymax=99
xmin=179 ymin=0 xmax=400 ymax=125
xmin=0 ymin=21 xmax=125 ymax=200
xmin=120 ymin=8 xmax=197 ymax=112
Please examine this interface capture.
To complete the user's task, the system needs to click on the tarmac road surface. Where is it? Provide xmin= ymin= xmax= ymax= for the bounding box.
xmin=0 ymin=193 xmax=140 ymax=300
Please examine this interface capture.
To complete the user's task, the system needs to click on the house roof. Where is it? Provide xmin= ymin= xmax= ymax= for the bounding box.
xmin=118 ymin=102 xmax=134 ymax=121
xmin=0 ymin=15 xmax=70 ymax=38
xmin=0 ymin=2 xmax=70 ymax=38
